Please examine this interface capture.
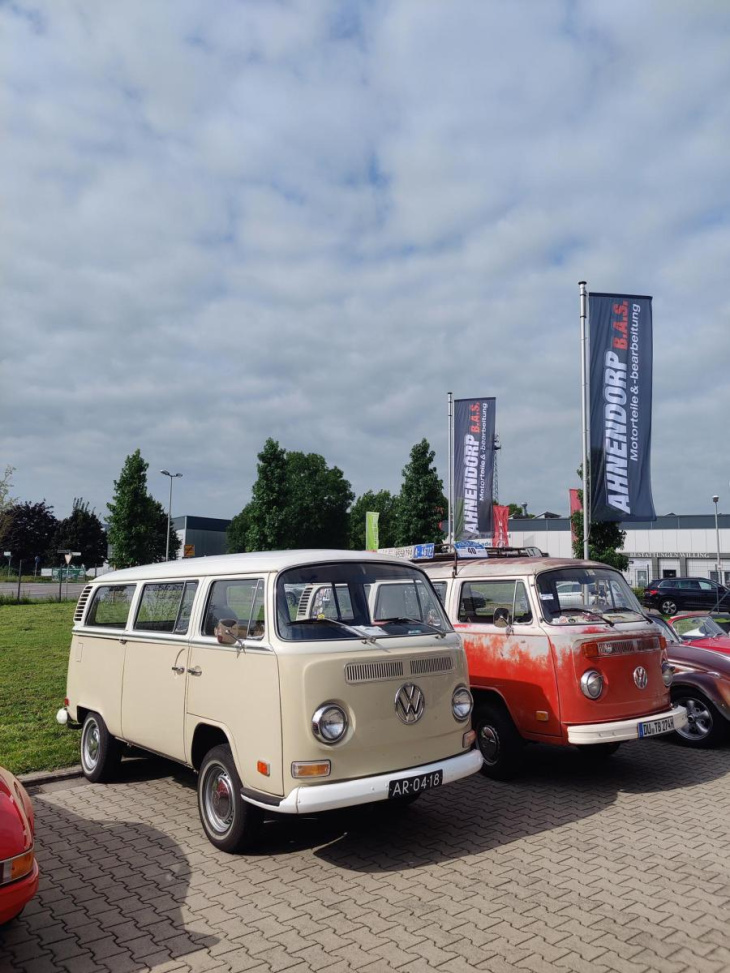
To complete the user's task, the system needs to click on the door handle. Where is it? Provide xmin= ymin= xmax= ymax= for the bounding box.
xmin=188 ymin=666 xmax=203 ymax=676
xmin=120 ymin=639 xmax=127 ymax=645
xmin=171 ymin=665 xmax=185 ymax=674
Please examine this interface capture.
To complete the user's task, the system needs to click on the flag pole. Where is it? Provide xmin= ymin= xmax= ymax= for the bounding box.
xmin=448 ymin=391 xmax=454 ymax=545
xmin=579 ymin=281 xmax=590 ymax=561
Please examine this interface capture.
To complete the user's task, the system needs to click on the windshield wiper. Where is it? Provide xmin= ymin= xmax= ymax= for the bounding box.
xmin=294 ymin=616 xmax=385 ymax=646
xmin=601 ymin=607 xmax=655 ymax=625
xmin=376 ymin=617 xmax=447 ymax=638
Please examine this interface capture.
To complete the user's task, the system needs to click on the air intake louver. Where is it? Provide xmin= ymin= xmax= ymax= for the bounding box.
xmin=410 ymin=655 xmax=454 ymax=676
xmin=74 ymin=585 xmax=93 ymax=623
xmin=345 ymin=660 xmax=405 ymax=683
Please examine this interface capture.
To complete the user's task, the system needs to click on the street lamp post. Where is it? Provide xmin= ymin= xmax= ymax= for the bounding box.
xmin=713 ymin=495 xmax=721 ymax=585
xmin=160 ymin=470 xmax=183 ymax=561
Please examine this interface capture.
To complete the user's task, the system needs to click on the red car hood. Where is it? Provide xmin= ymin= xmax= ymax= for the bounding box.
xmin=0 ymin=767 xmax=34 ymax=859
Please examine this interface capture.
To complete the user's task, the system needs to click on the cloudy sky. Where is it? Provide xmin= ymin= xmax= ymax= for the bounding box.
xmin=3 ymin=0 xmax=730 ymax=525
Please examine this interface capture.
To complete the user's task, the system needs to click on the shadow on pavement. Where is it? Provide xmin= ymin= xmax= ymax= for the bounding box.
xmin=0 ymin=801 xmax=217 ymax=973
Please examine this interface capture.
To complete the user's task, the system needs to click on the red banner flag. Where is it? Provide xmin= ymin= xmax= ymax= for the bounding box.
xmin=492 ymin=505 xmax=510 ymax=548
xmin=569 ymin=489 xmax=582 ymax=545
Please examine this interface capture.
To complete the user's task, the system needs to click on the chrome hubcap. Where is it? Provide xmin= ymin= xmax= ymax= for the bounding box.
xmin=203 ymin=765 xmax=235 ymax=834
xmin=478 ymin=724 xmax=500 ymax=764
xmin=83 ymin=721 xmax=100 ymax=770
xmin=677 ymin=698 xmax=713 ymax=740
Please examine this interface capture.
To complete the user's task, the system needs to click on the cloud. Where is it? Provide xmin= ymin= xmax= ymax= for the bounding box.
xmin=2 ymin=0 xmax=730 ymax=526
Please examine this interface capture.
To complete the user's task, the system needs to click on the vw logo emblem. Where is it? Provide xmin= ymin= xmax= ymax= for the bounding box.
xmin=634 ymin=666 xmax=648 ymax=690
xmin=395 ymin=683 xmax=425 ymax=724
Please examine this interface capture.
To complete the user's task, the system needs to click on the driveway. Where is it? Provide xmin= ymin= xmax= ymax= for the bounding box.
xmin=2 ymin=740 xmax=730 ymax=973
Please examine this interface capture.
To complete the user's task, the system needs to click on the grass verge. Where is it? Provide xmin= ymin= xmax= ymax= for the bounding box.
xmin=0 ymin=603 xmax=78 ymax=775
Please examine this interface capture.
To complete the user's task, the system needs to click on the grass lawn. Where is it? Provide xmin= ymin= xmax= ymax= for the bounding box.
xmin=0 ymin=602 xmax=79 ymax=775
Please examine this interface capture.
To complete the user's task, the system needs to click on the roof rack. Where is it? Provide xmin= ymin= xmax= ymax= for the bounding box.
xmin=412 ymin=544 xmax=547 ymax=564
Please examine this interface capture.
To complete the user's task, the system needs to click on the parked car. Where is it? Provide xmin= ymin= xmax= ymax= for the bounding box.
xmin=649 ymin=615 xmax=730 ymax=747
xmin=418 ymin=552 xmax=685 ymax=779
xmin=0 ymin=766 xmax=39 ymax=924
xmin=58 ymin=551 xmax=482 ymax=853
xmin=668 ymin=612 xmax=730 ymax=656
xmin=643 ymin=577 xmax=730 ymax=616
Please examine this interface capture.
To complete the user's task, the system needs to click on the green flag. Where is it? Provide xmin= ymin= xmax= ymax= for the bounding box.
xmin=365 ymin=511 xmax=380 ymax=551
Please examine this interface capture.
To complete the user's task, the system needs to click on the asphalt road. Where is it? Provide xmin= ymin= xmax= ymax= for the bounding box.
xmin=3 ymin=739 xmax=730 ymax=973
xmin=0 ymin=582 xmax=87 ymax=601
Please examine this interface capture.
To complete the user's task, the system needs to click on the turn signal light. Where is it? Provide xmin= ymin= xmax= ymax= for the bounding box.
xmin=462 ymin=729 xmax=476 ymax=749
xmin=291 ymin=761 xmax=331 ymax=779
xmin=0 ymin=849 xmax=34 ymax=886
xmin=256 ymin=761 xmax=270 ymax=777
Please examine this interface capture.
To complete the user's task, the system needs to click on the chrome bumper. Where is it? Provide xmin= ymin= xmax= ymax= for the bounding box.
xmin=567 ymin=705 xmax=688 ymax=745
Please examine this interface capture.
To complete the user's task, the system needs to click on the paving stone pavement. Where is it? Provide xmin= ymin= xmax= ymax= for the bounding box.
xmin=2 ymin=739 xmax=730 ymax=973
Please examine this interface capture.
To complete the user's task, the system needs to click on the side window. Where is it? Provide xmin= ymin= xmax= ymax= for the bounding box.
xmin=86 ymin=585 xmax=136 ymax=628
xmin=697 ymin=580 xmax=713 ymax=591
xmin=432 ymin=581 xmax=447 ymax=606
xmin=203 ymin=579 xmax=265 ymax=640
xmin=458 ymin=580 xmax=532 ymax=625
xmin=134 ymin=581 xmax=199 ymax=634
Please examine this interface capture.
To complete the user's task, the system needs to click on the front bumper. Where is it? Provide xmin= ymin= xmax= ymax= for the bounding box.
xmin=566 ymin=705 xmax=688 ymax=745
xmin=243 ymin=749 xmax=484 ymax=814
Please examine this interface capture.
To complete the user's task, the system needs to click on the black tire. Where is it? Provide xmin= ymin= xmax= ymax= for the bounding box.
xmin=660 ymin=598 xmax=678 ymax=616
xmin=80 ymin=711 xmax=121 ymax=783
xmin=197 ymin=745 xmax=262 ymax=853
xmin=671 ymin=691 xmax=730 ymax=749
xmin=473 ymin=701 xmax=525 ymax=780
xmin=577 ymin=742 xmax=621 ymax=758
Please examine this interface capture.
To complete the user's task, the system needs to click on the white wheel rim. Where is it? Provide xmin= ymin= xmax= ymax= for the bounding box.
xmin=82 ymin=719 xmax=100 ymax=771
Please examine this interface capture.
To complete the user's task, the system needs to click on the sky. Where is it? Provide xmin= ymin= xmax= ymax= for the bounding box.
xmin=3 ymin=0 xmax=730 ymax=525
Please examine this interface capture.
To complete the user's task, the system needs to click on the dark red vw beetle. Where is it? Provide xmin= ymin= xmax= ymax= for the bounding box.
xmin=0 ymin=766 xmax=38 ymax=924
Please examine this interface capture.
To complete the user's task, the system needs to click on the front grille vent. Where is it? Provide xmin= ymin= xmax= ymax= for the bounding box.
xmin=597 ymin=636 xmax=661 ymax=656
xmin=74 ymin=585 xmax=94 ymax=623
xmin=410 ymin=655 xmax=454 ymax=676
xmin=345 ymin=660 xmax=404 ymax=684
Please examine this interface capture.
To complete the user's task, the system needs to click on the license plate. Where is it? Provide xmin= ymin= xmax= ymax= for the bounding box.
xmin=388 ymin=769 xmax=443 ymax=799
xmin=638 ymin=716 xmax=675 ymax=738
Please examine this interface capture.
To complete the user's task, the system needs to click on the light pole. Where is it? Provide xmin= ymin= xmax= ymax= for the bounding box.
xmin=713 ymin=495 xmax=721 ymax=585
xmin=160 ymin=470 xmax=183 ymax=561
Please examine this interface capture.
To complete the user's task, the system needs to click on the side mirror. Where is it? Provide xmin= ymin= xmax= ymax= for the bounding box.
xmin=215 ymin=618 xmax=243 ymax=646
xmin=493 ymin=607 xmax=512 ymax=629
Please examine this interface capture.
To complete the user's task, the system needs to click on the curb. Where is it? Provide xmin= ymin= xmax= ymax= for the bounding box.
xmin=18 ymin=765 xmax=84 ymax=787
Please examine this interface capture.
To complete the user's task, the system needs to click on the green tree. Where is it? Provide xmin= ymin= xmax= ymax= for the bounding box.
xmin=227 ymin=503 xmax=252 ymax=553
xmin=395 ymin=439 xmax=447 ymax=546
xmin=0 ymin=465 xmax=17 ymax=515
xmin=0 ymin=500 xmax=58 ymax=568
xmin=50 ymin=498 xmax=108 ymax=567
xmin=348 ymin=489 xmax=398 ymax=550
xmin=507 ymin=502 xmax=533 ymax=518
xmin=245 ymin=439 xmax=290 ymax=551
xmin=285 ymin=451 xmax=353 ymax=549
xmin=106 ymin=450 xmax=179 ymax=568
xmin=571 ymin=466 xmax=629 ymax=571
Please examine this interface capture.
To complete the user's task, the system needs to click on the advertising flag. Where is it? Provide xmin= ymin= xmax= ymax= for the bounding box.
xmin=453 ymin=397 xmax=496 ymax=538
xmin=588 ymin=294 xmax=656 ymax=522
xmin=492 ymin=504 xmax=510 ymax=547
xmin=569 ymin=488 xmax=582 ymax=545
xmin=365 ymin=511 xmax=379 ymax=551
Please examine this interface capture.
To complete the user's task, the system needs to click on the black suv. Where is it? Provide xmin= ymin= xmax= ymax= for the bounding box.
xmin=643 ymin=577 xmax=730 ymax=615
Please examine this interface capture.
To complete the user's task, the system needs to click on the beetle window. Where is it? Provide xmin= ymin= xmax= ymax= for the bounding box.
xmin=86 ymin=585 xmax=136 ymax=628
xmin=458 ymin=580 xmax=532 ymax=624
xmin=203 ymin=579 xmax=264 ymax=639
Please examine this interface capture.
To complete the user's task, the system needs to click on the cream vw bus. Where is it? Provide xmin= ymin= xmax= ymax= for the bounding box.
xmin=58 ymin=551 xmax=481 ymax=852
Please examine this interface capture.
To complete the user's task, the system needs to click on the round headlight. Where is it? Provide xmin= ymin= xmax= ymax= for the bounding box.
xmin=661 ymin=662 xmax=674 ymax=687
xmin=312 ymin=704 xmax=348 ymax=744
xmin=452 ymin=686 xmax=473 ymax=721
xmin=580 ymin=669 xmax=604 ymax=699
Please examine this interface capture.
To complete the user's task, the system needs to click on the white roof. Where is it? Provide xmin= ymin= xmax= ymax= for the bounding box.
xmin=421 ymin=557 xmax=614 ymax=580
xmin=91 ymin=549 xmax=417 ymax=585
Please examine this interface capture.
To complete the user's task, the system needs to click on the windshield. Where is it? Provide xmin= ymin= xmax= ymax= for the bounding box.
xmin=276 ymin=561 xmax=452 ymax=641
xmin=672 ymin=615 xmax=726 ymax=640
xmin=649 ymin=616 xmax=679 ymax=644
xmin=537 ymin=567 xmax=642 ymax=624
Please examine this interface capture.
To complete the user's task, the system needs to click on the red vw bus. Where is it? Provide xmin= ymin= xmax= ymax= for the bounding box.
xmin=420 ymin=552 xmax=687 ymax=778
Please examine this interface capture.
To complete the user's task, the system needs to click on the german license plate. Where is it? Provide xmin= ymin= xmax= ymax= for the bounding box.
xmin=388 ymin=769 xmax=443 ymax=799
xmin=638 ymin=716 xmax=675 ymax=738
